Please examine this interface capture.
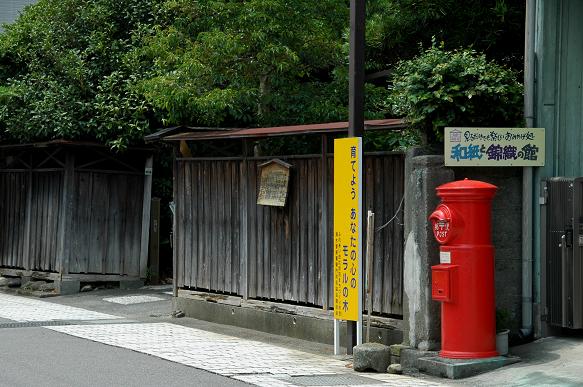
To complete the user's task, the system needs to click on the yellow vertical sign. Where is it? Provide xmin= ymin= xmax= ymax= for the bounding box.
xmin=333 ymin=137 xmax=362 ymax=321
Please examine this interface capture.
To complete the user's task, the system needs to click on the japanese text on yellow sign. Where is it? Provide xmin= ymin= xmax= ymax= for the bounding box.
xmin=333 ymin=137 xmax=362 ymax=321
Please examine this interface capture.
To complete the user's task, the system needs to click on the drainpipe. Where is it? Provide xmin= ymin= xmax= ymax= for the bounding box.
xmin=521 ymin=0 xmax=536 ymax=338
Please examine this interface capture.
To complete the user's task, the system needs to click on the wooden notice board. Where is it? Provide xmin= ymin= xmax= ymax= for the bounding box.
xmin=257 ymin=159 xmax=292 ymax=207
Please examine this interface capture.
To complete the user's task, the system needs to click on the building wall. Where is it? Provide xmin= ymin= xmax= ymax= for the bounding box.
xmin=534 ymin=0 xmax=583 ymax=335
xmin=0 ymin=0 xmax=36 ymax=29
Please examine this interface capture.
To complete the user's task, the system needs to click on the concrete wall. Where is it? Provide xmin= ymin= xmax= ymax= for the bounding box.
xmin=174 ymin=297 xmax=403 ymax=347
xmin=402 ymin=150 xmax=454 ymax=351
xmin=453 ymin=167 xmax=523 ymax=332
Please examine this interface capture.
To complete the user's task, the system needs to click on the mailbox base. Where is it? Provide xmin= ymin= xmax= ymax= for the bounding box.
xmin=418 ymin=355 xmax=520 ymax=379
xmin=439 ymin=350 xmax=499 ymax=359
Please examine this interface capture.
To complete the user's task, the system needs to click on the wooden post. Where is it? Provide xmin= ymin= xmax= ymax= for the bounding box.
xmin=321 ymin=134 xmax=329 ymax=309
xmin=139 ymin=155 xmax=154 ymax=279
xmin=347 ymin=0 xmax=366 ymax=354
xmin=56 ymin=151 xmax=75 ymax=275
xmin=365 ymin=210 xmax=375 ymax=342
xmin=149 ymin=198 xmax=161 ymax=284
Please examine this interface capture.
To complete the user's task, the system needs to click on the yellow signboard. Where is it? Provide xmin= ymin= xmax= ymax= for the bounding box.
xmin=444 ymin=127 xmax=545 ymax=167
xmin=333 ymin=137 xmax=362 ymax=321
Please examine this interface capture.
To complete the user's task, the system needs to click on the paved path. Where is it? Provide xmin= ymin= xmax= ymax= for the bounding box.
xmin=0 ymin=292 xmax=442 ymax=387
xmin=0 ymin=327 xmax=247 ymax=387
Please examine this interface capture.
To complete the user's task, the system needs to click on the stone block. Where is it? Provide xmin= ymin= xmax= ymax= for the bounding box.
xmin=57 ymin=279 xmax=80 ymax=295
xmin=387 ymin=363 xmax=403 ymax=374
xmin=390 ymin=344 xmax=409 ymax=357
xmin=24 ymin=280 xmax=46 ymax=291
xmin=401 ymin=348 xmax=439 ymax=370
xmin=0 ymin=277 xmax=21 ymax=287
xmin=390 ymin=344 xmax=409 ymax=364
xmin=418 ymin=356 xmax=520 ymax=379
xmin=119 ymin=279 xmax=145 ymax=290
xmin=353 ymin=343 xmax=391 ymax=373
xmin=39 ymin=282 xmax=56 ymax=291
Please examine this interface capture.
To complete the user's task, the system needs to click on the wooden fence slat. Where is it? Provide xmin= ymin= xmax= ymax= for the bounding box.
xmin=256 ymin=162 xmax=265 ymax=297
xmin=284 ymin=167 xmax=293 ymax=301
xmin=196 ymin=162 xmax=203 ymax=288
xmin=239 ymin=160 xmax=249 ymax=298
xmin=299 ymin=161 xmax=308 ymax=302
xmin=292 ymin=161 xmax=300 ymax=302
xmin=224 ymin=162 xmax=233 ymax=293
xmin=173 ymin=161 xmax=185 ymax=287
xmin=28 ymin=174 xmax=35 ymax=269
xmin=38 ymin=174 xmax=48 ymax=269
xmin=393 ymin=156 xmax=405 ymax=314
xmin=15 ymin=174 xmax=23 ymax=268
xmin=0 ymin=175 xmax=7 ymax=265
xmin=203 ymin=162 xmax=211 ymax=290
xmin=264 ymin=194 xmax=272 ymax=298
xmin=247 ymin=161 xmax=256 ymax=298
xmin=381 ymin=156 xmax=393 ymax=314
xmin=307 ymin=161 xmax=316 ymax=305
xmin=8 ymin=174 xmax=16 ymax=267
xmin=106 ymin=175 xmax=122 ymax=274
xmin=217 ymin=162 xmax=225 ymax=291
xmin=316 ymin=158 xmax=322 ymax=305
xmin=190 ymin=163 xmax=198 ymax=289
xmin=232 ymin=162 xmax=240 ymax=294
xmin=372 ymin=157 xmax=385 ymax=313
xmin=184 ymin=162 xmax=193 ymax=287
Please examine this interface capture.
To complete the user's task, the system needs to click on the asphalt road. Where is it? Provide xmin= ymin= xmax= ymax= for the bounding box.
xmin=0 ymin=326 xmax=248 ymax=387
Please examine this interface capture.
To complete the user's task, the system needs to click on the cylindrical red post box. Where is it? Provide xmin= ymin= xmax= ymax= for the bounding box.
xmin=429 ymin=178 xmax=498 ymax=359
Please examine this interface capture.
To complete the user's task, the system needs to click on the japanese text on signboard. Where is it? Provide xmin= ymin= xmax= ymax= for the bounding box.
xmin=444 ymin=127 xmax=545 ymax=167
xmin=333 ymin=137 xmax=361 ymax=321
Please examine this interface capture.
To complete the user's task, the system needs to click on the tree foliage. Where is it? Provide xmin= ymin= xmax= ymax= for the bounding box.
xmin=365 ymin=0 xmax=525 ymax=73
xmin=0 ymin=0 xmax=525 ymax=150
xmin=135 ymin=0 xmax=388 ymax=129
xmin=387 ymin=43 xmax=524 ymax=144
xmin=0 ymin=0 xmax=160 ymax=148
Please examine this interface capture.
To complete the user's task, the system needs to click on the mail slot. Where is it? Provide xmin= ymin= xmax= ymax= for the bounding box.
xmin=431 ymin=264 xmax=457 ymax=303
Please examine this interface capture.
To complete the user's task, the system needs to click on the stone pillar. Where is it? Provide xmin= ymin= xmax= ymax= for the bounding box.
xmin=402 ymin=150 xmax=454 ymax=351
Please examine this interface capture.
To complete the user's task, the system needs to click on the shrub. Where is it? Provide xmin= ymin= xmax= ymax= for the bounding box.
xmin=387 ymin=43 xmax=523 ymax=145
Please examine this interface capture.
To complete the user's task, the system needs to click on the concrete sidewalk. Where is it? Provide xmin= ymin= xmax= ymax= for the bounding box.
xmin=0 ymin=287 xmax=441 ymax=387
xmin=453 ymin=336 xmax=583 ymax=386
xmin=2 ymin=286 xmax=582 ymax=386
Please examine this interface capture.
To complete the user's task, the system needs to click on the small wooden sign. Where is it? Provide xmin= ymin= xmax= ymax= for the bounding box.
xmin=257 ymin=159 xmax=292 ymax=207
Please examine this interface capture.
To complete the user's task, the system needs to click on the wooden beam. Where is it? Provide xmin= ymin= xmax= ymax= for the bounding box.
xmin=56 ymin=152 xmax=75 ymax=275
xmin=139 ymin=155 xmax=154 ymax=279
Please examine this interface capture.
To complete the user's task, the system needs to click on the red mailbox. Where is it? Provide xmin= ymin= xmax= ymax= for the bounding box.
xmin=429 ymin=179 xmax=498 ymax=359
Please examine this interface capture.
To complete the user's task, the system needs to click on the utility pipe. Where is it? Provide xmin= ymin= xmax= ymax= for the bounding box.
xmin=521 ymin=0 xmax=536 ymax=338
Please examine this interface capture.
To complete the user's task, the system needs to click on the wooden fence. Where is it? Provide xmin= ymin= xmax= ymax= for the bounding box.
xmin=0 ymin=145 xmax=152 ymax=280
xmin=174 ymin=152 xmax=404 ymax=316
